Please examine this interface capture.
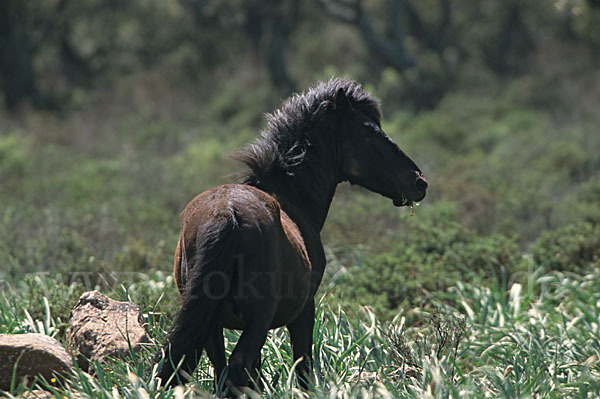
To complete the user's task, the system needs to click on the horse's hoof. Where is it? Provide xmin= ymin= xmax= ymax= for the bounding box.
xmin=224 ymin=380 xmax=261 ymax=398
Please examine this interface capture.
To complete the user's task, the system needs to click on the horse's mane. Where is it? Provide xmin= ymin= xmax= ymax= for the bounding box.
xmin=234 ymin=78 xmax=381 ymax=187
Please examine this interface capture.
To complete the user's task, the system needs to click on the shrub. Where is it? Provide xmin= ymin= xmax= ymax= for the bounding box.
xmin=530 ymin=222 xmax=600 ymax=273
xmin=336 ymin=216 xmax=523 ymax=319
xmin=558 ymin=176 xmax=600 ymax=226
xmin=0 ymin=133 xmax=33 ymax=193
xmin=112 ymin=238 xmax=170 ymax=272
xmin=385 ymin=310 xmax=467 ymax=381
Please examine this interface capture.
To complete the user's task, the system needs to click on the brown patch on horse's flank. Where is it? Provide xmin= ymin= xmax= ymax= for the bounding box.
xmin=173 ymin=237 xmax=184 ymax=292
xmin=281 ymin=211 xmax=311 ymax=271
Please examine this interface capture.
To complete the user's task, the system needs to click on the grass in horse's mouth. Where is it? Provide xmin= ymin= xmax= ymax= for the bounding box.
xmin=410 ymin=202 xmax=420 ymax=216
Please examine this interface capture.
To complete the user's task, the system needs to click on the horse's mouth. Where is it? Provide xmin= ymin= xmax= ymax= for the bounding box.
xmin=393 ymin=190 xmax=426 ymax=207
xmin=393 ymin=194 xmax=414 ymax=207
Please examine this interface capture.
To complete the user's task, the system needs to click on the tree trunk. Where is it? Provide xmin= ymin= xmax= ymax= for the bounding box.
xmin=0 ymin=0 xmax=38 ymax=109
xmin=263 ymin=1 xmax=296 ymax=94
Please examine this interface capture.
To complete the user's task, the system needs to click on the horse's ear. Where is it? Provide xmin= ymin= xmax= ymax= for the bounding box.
xmin=334 ymin=87 xmax=354 ymax=111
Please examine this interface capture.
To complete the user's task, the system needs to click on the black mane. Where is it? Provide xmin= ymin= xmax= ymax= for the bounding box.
xmin=234 ymin=78 xmax=381 ymax=186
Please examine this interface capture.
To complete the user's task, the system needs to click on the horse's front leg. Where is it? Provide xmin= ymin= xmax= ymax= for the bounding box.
xmin=287 ymin=298 xmax=315 ymax=389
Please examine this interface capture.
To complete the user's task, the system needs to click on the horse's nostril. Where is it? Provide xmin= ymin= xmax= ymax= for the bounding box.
xmin=416 ymin=177 xmax=428 ymax=192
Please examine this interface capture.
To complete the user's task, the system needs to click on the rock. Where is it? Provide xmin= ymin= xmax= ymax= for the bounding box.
xmin=0 ymin=333 xmax=73 ymax=391
xmin=22 ymin=389 xmax=83 ymax=399
xmin=22 ymin=389 xmax=56 ymax=399
xmin=66 ymin=290 xmax=150 ymax=371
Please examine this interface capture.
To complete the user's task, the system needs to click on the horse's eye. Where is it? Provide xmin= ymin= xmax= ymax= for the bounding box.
xmin=363 ymin=121 xmax=380 ymax=131
xmin=363 ymin=121 xmax=385 ymax=137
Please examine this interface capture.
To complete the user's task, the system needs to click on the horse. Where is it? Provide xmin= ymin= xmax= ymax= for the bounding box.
xmin=155 ymin=78 xmax=428 ymax=393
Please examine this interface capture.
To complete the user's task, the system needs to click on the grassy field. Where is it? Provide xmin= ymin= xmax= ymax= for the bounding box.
xmin=1 ymin=263 xmax=599 ymax=398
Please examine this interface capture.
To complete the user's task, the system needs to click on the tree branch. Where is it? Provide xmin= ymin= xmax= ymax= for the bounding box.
xmin=317 ymin=0 xmax=359 ymax=24
xmin=318 ymin=0 xmax=417 ymax=69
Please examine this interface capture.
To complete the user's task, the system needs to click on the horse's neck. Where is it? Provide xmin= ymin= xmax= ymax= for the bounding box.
xmin=258 ymin=117 xmax=342 ymax=230
xmin=271 ymin=164 xmax=339 ymax=233
xmin=274 ymin=184 xmax=332 ymax=293
xmin=282 ymin=126 xmax=342 ymax=230
xmin=279 ymin=190 xmax=334 ymax=233
xmin=259 ymin=129 xmax=341 ymax=291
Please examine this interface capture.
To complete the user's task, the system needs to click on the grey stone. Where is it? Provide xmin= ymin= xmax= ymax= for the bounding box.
xmin=22 ymin=389 xmax=83 ymax=399
xmin=0 ymin=333 xmax=73 ymax=391
xmin=22 ymin=389 xmax=56 ymax=399
xmin=66 ymin=290 xmax=149 ymax=371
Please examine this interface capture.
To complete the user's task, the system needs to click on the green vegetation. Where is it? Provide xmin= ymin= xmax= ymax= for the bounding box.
xmin=1 ymin=0 xmax=600 ymax=397
xmin=2 ymin=267 xmax=599 ymax=398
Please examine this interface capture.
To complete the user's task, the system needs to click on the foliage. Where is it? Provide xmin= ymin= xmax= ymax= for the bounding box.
xmin=0 ymin=133 xmax=32 ymax=186
xmin=530 ymin=222 xmax=600 ymax=273
xmin=385 ymin=310 xmax=466 ymax=381
xmin=558 ymin=0 xmax=600 ymax=47
xmin=1 ymin=267 xmax=599 ymax=397
xmin=332 ymin=211 xmax=523 ymax=319
xmin=2 ymin=0 xmax=598 ymax=110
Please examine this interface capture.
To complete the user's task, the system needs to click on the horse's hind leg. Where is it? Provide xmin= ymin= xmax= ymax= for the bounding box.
xmin=206 ymin=324 xmax=227 ymax=391
xmin=248 ymin=353 xmax=263 ymax=391
xmin=226 ymin=306 xmax=276 ymax=391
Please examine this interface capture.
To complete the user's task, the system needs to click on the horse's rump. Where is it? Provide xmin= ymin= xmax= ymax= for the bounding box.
xmin=174 ymin=184 xmax=312 ymax=329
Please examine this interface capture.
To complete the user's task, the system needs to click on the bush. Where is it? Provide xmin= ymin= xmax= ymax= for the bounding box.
xmin=0 ymin=205 xmax=96 ymax=279
xmin=0 ymin=133 xmax=33 ymax=193
xmin=530 ymin=222 xmax=600 ymax=273
xmin=336 ymin=215 xmax=523 ymax=319
xmin=558 ymin=176 xmax=600 ymax=226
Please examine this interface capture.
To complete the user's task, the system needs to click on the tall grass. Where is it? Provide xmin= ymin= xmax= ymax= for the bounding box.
xmin=1 ymin=266 xmax=599 ymax=398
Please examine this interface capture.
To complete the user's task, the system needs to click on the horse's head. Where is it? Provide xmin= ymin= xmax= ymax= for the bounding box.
xmin=335 ymin=88 xmax=427 ymax=206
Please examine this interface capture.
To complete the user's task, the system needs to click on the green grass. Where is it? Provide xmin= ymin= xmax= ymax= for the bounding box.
xmin=2 ymin=266 xmax=599 ymax=398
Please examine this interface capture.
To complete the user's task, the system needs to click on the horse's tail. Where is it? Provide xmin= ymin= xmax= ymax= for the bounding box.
xmin=156 ymin=213 xmax=239 ymax=386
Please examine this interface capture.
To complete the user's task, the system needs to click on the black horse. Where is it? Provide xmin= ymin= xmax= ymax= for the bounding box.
xmin=156 ymin=78 xmax=427 ymax=393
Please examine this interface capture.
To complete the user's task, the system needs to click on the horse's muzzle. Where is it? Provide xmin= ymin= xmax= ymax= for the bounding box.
xmin=415 ymin=172 xmax=428 ymax=193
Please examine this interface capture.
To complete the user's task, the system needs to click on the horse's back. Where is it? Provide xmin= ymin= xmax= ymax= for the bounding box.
xmin=181 ymin=184 xmax=280 ymax=231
